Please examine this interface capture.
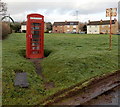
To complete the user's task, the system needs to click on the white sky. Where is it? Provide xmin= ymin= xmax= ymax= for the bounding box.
xmin=3 ymin=0 xmax=120 ymax=23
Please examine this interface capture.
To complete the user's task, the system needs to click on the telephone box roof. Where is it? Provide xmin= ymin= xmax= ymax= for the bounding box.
xmin=27 ymin=13 xmax=44 ymax=18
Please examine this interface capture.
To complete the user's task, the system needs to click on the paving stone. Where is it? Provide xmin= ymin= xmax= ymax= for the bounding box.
xmin=14 ymin=72 xmax=29 ymax=88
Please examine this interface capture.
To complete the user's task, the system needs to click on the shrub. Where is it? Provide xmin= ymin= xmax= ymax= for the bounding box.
xmin=0 ymin=22 xmax=1 ymax=40
xmin=1 ymin=22 xmax=11 ymax=40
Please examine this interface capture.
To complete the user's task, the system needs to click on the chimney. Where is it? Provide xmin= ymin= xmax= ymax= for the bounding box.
xmin=114 ymin=18 xmax=117 ymax=22
xmin=88 ymin=20 xmax=90 ymax=23
xmin=65 ymin=20 xmax=67 ymax=24
xmin=100 ymin=19 xmax=103 ymax=22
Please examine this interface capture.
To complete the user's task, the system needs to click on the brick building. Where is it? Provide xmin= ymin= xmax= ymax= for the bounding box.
xmin=53 ymin=21 xmax=80 ymax=33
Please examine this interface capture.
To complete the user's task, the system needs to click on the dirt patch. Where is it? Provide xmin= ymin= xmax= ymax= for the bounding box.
xmin=41 ymin=70 xmax=120 ymax=105
xmin=29 ymin=58 xmax=55 ymax=90
xmin=29 ymin=58 xmax=45 ymax=80
xmin=44 ymin=82 xmax=55 ymax=90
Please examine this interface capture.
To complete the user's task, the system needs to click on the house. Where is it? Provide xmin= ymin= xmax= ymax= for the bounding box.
xmin=64 ymin=21 xmax=80 ymax=33
xmin=20 ymin=22 xmax=47 ymax=33
xmin=21 ymin=22 xmax=26 ymax=33
xmin=87 ymin=19 xmax=118 ymax=34
xmin=52 ymin=22 xmax=65 ymax=33
xmin=53 ymin=21 xmax=80 ymax=33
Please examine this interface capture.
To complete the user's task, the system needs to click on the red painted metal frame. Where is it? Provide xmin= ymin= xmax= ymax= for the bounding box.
xmin=26 ymin=13 xmax=44 ymax=58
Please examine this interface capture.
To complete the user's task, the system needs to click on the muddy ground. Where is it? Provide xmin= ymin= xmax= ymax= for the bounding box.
xmin=44 ymin=71 xmax=120 ymax=105
xmin=82 ymin=85 xmax=120 ymax=106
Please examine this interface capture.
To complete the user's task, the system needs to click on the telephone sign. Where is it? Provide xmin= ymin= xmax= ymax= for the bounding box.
xmin=26 ymin=13 xmax=44 ymax=58
xmin=106 ymin=8 xmax=117 ymax=17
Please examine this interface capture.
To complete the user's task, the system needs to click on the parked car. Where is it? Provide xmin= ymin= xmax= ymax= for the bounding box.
xmin=79 ymin=32 xmax=85 ymax=34
xmin=117 ymin=32 xmax=120 ymax=35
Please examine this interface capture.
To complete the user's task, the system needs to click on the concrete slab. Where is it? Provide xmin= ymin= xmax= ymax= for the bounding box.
xmin=14 ymin=72 xmax=29 ymax=88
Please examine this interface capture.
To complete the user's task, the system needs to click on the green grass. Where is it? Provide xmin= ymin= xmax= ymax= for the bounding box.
xmin=2 ymin=33 xmax=118 ymax=105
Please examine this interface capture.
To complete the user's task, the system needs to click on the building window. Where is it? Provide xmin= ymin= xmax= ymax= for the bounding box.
xmin=73 ymin=29 xmax=76 ymax=32
xmin=67 ymin=29 xmax=70 ymax=32
xmin=67 ymin=25 xmax=70 ymax=28
xmin=70 ymin=22 xmax=74 ymax=25
xmin=102 ymin=25 xmax=104 ymax=27
xmin=89 ymin=30 xmax=91 ymax=32
xmin=73 ymin=25 xmax=76 ymax=28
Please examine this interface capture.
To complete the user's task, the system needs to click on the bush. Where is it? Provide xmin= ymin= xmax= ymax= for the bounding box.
xmin=10 ymin=23 xmax=21 ymax=33
xmin=0 ymin=22 xmax=1 ymax=40
xmin=1 ymin=22 xmax=11 ymax=40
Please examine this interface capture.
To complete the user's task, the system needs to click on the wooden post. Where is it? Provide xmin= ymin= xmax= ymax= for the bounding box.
xmin=106 ymin=8 xmax=117 ymax=50
xmin=109 ymin=10 xmax=112 ymax=50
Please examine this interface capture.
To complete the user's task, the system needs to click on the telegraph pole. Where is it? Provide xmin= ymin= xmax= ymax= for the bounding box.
xmin=76 ymin=10 xmax=79 ymax=20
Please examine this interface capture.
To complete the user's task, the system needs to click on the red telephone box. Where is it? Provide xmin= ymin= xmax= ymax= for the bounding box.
xmin=26 ymin=13 xmax=44 ymax=58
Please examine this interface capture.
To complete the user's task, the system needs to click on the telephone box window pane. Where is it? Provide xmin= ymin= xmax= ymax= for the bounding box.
xmin=32 ymin=23 xmax=41 ymax=26
xmin=34 ymin=31 xmax=39 ymax=34
xmin=32 ymin=35 xmax=39 ymax=38
xmin=31 ymin=26 xmax=40 ymax=30
xmin=30 ymin=17 xmax=42 ymax=20
xmin=35 ymin=27 xmax=40 ymax=30
xmin=31 ymin=31 xmax=39 ymax=35
xmin=32 ymin=43 xmax=39 ymax=46
xmin=32 ymin=47 xmax=40 ymax=50
xmin=32 ymin=39 xmax=39 ymax=42
xmin=32 ymin=51 xmax=39 ymax=54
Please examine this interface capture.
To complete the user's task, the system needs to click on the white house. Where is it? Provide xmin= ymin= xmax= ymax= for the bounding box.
xmin=21 ymin=22 xmax=26 ymax=33
xmin=87 ymin=19 xmax=118 ymax=34
xmin=20 ymin=22 xmax=47 ymax=33
xmin=87 ymin=25 xmax=99 ymax=34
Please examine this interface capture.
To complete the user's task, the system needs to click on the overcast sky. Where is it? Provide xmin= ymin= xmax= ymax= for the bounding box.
xmin=3 ymin=0 xmax=120 ymax=23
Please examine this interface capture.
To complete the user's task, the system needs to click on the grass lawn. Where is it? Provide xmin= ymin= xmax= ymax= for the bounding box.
xmin=2 ymin=33 xmax=118 ymax=105
xmin=0 ymin=39 xmax=2 ymax=106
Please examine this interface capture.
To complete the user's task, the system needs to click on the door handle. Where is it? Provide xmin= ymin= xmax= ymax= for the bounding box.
xmin=29 ymin=35 xmax=32 ymax=38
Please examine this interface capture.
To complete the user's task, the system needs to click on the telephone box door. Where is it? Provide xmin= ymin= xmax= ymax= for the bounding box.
xmin=26 ymin=14 xmax=44 ymax=58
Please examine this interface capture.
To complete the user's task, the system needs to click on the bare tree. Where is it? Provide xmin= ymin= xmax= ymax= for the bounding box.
xmin=0 ymin=0 xmax=7 ymax=19
xmin=79 ymin=22 xmax=87 ymax=32
xmin=0 ymin=1 xmax=14 ymax=23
